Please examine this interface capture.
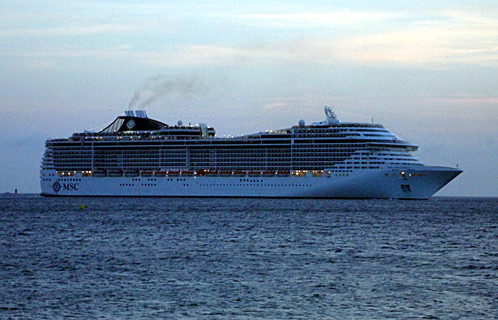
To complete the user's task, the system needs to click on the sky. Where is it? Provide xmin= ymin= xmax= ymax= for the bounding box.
xmin=0 ymin=0 xmax=496 ymax=196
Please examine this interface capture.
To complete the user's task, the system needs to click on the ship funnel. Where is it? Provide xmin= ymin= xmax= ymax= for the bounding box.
xmin=124 ymin=110 xmax=135 ymax=117
xmin=135 ymin=110 xmax=148 ymax=118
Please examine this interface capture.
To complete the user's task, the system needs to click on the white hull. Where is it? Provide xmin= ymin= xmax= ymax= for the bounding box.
xmin=41 ymin=167 xmax=461 ymax=199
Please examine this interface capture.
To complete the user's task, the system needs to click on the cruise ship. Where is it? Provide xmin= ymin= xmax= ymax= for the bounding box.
xmin=40 ymin=107 xmax=461 ymax=199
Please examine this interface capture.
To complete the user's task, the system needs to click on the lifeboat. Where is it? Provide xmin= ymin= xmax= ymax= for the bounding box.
xmin=124 ymin=169 xmax=139 ymax=177
xmin=108 ymin=169 xmax=123 ymax=177
xmin=141 ymin=171 xmax=154 ymax=177
xmin=277 ymin=170 xmax=290 ymax=177
xmin=92 ymin=169 xmax=107 ymax=177
xmin=167 ymin=170 xmax=180 ymax=176
xmin=154 ymin=171 xmax=167 ymax=177
xmin=233 ymin=170 xmax=246 ymax=176
xmin=219 ymin=170 xmax=232 ymax=176
xmin=262 ymin=170 xmax=275 ymax=177
xmin=181 ymin=170 xmax=194 ymax=176
xmin=205 ymin=170 xmax=218 ymax=176
xmin=248 ymin=171 xmax=261 ymax=177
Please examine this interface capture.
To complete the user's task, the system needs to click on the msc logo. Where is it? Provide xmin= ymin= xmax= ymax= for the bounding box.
xmin=52 ymin=182 xmax=61 ymax=193
xmin=52 ymin=182 xmax=79 ymax=193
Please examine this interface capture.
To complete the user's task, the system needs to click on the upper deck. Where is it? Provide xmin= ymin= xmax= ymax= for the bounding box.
xmin=47 ymin=107 xmax=417 ymax=151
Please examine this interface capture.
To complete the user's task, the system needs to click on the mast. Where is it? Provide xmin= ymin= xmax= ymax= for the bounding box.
xmin=324 ymin=106 xmax=340 ymax=124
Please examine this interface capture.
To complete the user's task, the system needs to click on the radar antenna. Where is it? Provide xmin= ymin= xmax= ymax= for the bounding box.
xmin=324 ymin=106 xmax=339 ymax=124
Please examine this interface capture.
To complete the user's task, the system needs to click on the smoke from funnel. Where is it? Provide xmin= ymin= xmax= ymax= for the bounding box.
xmin=127 ymin=74 xmax=207 ymax=110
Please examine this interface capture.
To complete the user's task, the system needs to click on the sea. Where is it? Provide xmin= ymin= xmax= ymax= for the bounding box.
xmin=0 ymin=195 xmax=496 ymax=319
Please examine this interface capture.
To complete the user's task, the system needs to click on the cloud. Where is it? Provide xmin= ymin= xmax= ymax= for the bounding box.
xmin=34 ymin=60 xmax=56 ymax=69
xmin=263 ymin=102 xmax=287 ymax=110
xmin=151 ymin=19 xmax=497 ymax=67
xmin=2 ymin=9 xmax=496 ymax=67
xmin=335 ymin=18 xmax=498 ymax=65
xmin=424 ymin=96 xmax=498 ymax=106
xmin=0 ymin=24 xmax=135 ymax=37
xmin=238 ymin=11 xmax=400 ymax=28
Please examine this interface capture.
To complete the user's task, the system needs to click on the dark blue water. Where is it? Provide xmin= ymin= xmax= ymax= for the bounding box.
xmin=0 ymin=195 xmax=496 ymax=319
